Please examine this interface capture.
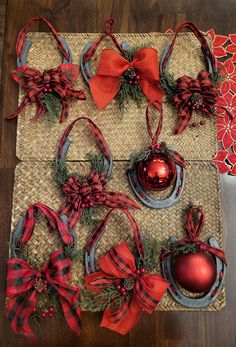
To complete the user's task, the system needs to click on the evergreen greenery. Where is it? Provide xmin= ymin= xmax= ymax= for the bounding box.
xmin=41 ymin=93 xmax=61 ymax=125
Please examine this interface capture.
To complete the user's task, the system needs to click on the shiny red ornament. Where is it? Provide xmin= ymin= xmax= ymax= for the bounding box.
xmin=173 ymin=251 xmax=217 ymax=293
xmin=137 ymin=152 xmax=176 ymax=191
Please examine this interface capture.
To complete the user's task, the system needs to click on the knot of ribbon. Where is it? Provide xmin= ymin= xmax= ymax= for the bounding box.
xmin=89 ymin=48 xmax=163 ymax=110
xmin=7 ymin=64 xmax=86 ymax=122
xmin=6 ymin=249 xmax=81 ymax=338
xmin=173 ymin=70 xmax=218 ymax=134
xmin=85 ymin=242 xmax=169 ymax=335
xmin=161 ymin=207 xmax=226 ymax=263
xmin=58 ymin=172 xmax=140 ymax=228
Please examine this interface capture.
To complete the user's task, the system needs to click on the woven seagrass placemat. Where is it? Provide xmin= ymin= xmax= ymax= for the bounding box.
xmin=15 ymin=32 xmax=218 ymax=162
xmin=9 ymin=160 xmax=225 ymax=311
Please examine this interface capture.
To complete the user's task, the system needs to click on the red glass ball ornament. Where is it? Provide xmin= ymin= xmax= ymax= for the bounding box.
xmin=137 ymin=152 xmax=176 ymax=191
xmin=173 ymin=251 xmax=217 ymax=293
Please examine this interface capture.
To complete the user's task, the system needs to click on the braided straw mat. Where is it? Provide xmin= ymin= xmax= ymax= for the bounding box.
xmin=15 ymin=32 xmax=218 ymax=161
xmin=10 ymin=160 xmax=225 ymax=311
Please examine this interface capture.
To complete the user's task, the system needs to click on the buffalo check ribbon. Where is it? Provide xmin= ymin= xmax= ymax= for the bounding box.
xmin=16 ymin=17 xmax=70 ymax=63
xmin=7 ymin=17 xmax=86 ymax=122
xmin=85 ymin=208 xmax=169 ymax=335
xmin=160 ymin=207 xmax=226 ymax=263
xmin=161 ymin=22 xmax=218 ymax=134
xmin=7 ymin=64 xmax=86 ymax=122
xmin=6 ymin=203 xmax=81 ymax=338
xmin=172 ymin=71 xmax=218 ymax=134
xmin=57 ymin=117 xmax=140 ymax=228
xmin=6 ymin=250 xmax=81 ymax=338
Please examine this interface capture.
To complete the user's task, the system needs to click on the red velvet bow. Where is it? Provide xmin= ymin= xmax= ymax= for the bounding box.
xmin=7 ymin=64 xmax=86 ymax=122
xmin=90 ymin=48 xmax=163 ymax=109
xmin=85 ymin=242 xmax=169 ymax=335
xmin=58 ymin=172 xmax=140 ymax=228
xmin=6 ymin=249 xmax=81 ymax=338
xmin=173 ymin=70 xmax=218 ymax=134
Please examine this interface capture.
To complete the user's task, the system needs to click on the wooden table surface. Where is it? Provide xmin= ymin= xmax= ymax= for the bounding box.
xmin=0 ymin=1 xmax=236 ymax=346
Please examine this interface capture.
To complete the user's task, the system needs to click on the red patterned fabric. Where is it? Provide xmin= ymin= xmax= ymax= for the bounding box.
xmin=59 ymin=172 xmax=140 ymax=228
xmin=6 ymin=249 xmax=81 ymax=338
xmin=85 ymin=243 xmax=169 ymax=335
xmin=7 ymin=64 xmax=86 ymax=122
xmin=172 ymin=71 xmax=218 ymax=134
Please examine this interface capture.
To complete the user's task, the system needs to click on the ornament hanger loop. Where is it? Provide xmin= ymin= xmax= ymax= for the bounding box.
xmin=146 ymin=100 xmax=163 ymax=146
xmin=105 ymin=18 xmax=115 ymax=33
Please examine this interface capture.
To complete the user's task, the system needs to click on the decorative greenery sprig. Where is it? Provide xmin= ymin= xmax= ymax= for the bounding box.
xmin=128 ymin=148 xmax=155 ymax=169
xmin=42 ymin=93 xmax=61 ymax=126
xmin=87 ymin=152 xmax=106 ymax=175
xmin=160 ymin=71 xmax=177 ymax=100
xmin=53 ymin=156 xmax=70 ymax=187
xmin=82 ymin=286 xmax=126 ymax=312
xmin=163 ymin=239 xmax=199 ymax=255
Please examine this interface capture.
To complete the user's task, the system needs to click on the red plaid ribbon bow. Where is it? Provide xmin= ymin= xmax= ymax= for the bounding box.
xmin=85 ymin=208 xmax=169 ymax=335
xmin=7 ymin=64 xmax=86 ymax=122
xmin=6 ymin=250 xmax=81 ymax=338
xmin=59 ymin=171 xmax=140 ymax=228
xmin=173 ymin=71 xmax=218 ymax=134
xmin=7 ymin=17 xmax=86 ymax=122
xmin=6 ymin=203 xmax=81 ymax=338
xmin=57 ymin=117 xmax=140 ymax=228
xmin=161 ymin=206 xmax=226 ymax=263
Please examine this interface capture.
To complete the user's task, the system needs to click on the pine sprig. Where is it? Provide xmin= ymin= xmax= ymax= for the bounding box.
xmin=160 ymin=71 xmax=177 ymax=100
xmin=64 ymin=245 xmax=84 ymax=262
xmin=81 ymin=207 xmax=96 ymax=230
xmin=121 ymin=42 xmax=152 ymax=62
xmin=141 ymin=236 xmax=160 ymax=273
xmin=82 ymin=286 xmax=124 ymax=312
xmin=87 ymin=152 xmax=106 ymax=174
xmin=41 ymin=93 xmax=61 ymax=126
xmin=29 ymin=311 xmax=42 ymax=328
xmin=163 ymin=240 xmax=199 ymax=255
xmin=128 ymin=148 xmax=153 ymax=169
xmin=53 ymin=157 xmax=69 ymax=187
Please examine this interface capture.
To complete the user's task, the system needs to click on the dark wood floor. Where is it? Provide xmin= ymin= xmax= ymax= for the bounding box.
xmin=0 ymin=1 xmax=236 ymax=346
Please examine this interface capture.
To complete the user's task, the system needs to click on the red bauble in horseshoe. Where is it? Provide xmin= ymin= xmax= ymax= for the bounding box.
xmin=173 ymin=251 xmax=217 ymax=293
xmin=128 ymin=101 xmax=186 ymax=208
xmin=137 ymin=152 xmax=177 ymax=191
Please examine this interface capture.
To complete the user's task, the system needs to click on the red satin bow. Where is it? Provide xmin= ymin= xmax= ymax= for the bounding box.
xmin=173 ymin=70 xmax=218 ymax=134
xmin=7 ymin=64 xmax=86 ymax=122
xmin=90 ymin=48 xmax=163 ymax=109
xmin=58 ymin=172 xmax=140 ymax=228
xmin=6 ymin=249 xmax=81 ymax=338
xmin=85 ymin=242 xmax=169 ymax=335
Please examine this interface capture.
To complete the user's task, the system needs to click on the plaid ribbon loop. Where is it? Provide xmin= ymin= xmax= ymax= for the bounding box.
xmin=173 ymin=71 xmax=218 ymax=134
xmin=6 ymin=204 xmax=81 ymax=338
xmin=85 ymin=208 xmax=169 ymax=335
xmin=6 ymin=250 xmax=81 ymax=338
xmin=161 ymin=207 xmax=226 ymax=263
xmin=7 ymin=64 xmax=86 ymax=122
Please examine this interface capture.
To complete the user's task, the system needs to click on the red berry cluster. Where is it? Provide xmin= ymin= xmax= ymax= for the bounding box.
xmin=80 ymin=194 xmax=100 ymax=209
xmin=43 ymin=83 xmax=53 ymax=93
xmin=37 ymin=305 xmax=55 ymax=319
xmin=115 ymin=268 xmax=147 ymax=297
xmin=191 ymin=120 xmax=206 ymax=127
xmin=198 ymin=243 xmax=207 ymax=251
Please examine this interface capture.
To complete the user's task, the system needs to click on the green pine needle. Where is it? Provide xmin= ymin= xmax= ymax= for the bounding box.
xmin=64 ymin=245 xmax=84 ymax=262
xmin=160 ymin=71 xmax=177 ymax=100
xmin=82 ymin=286 xmax=124 ymax=312
xmin=87 ymin=152 xmax=106 ymax=174
xmin=128 ymin=148 xmax=153 ymax=169
xmin=53 ymin=157 xmax=69 ymax=187
xmin=141 ymin=236 xmax=160 ymax=273
xmin=163 ymin=240 xmax=199 ymax=255
xmin=41 ymin=93 xmax=61 ymax=126
xmin=81 ymin=207 xmax=96 ymax=230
